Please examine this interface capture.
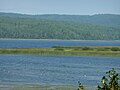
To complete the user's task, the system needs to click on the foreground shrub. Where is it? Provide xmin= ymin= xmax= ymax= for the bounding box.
xmin=97 ymin=68 xmax=120 ymax=90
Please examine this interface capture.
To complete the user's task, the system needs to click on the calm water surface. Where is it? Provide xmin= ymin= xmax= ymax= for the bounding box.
xmin=0 ymin=54 xmax=120 ymax=86
xmin=0 ymin=39 xmax=120 ymax=48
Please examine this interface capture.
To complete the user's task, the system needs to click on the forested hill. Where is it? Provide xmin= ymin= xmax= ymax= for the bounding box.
xmin=0 ymin=12 xmax=120 ymax=40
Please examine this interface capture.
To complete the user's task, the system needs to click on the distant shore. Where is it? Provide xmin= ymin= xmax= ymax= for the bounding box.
xmin=0 ymin=38 xmax=120 ymax=41
xmin=0 ymin=38 xmax=61 ymax=40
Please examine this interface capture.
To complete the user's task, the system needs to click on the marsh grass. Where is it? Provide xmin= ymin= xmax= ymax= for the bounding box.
xmin=0 ymin=46 xmax=120 ymax=57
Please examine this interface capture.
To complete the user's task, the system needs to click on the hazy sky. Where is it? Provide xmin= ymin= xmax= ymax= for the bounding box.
xmin=0 ymin=0 xmax=120 ymax=15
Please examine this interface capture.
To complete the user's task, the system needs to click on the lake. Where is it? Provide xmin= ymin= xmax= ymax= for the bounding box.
xmin=0 ymin=40 xmax=120 ymax=87
xmin=0 ymin=39 xmax=120 ymax=48
xmin=0 ymin=54 xmax=120 ymax=86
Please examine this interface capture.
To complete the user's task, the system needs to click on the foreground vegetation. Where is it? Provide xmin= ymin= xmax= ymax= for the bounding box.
xmin=0 ymin=46 xmax=120 ymax=57
xmin=77 ymin=68 xmax=120 ymax=90
xmin=98 ymin=68 xmax=119 ymax=90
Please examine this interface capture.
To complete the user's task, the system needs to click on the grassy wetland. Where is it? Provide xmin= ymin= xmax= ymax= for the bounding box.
xmin=0 ymin=46 xmax=120 ymax=57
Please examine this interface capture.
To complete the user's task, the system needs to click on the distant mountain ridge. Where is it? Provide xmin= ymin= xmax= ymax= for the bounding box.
xmin=0 ymin=12 xmax=120 ymax=40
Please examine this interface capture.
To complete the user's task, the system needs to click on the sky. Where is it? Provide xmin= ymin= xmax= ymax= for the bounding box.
xmin=0 ymin=0 xmax=120 ymax=15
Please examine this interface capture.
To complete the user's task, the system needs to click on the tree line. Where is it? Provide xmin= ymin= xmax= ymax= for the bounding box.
xmin=0 ymin=16 xmax=120 ymax=40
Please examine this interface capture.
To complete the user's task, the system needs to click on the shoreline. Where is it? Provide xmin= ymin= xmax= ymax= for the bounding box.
xmin=0 ymin=83 xmax=96 ymax=90
xmin=0 ymin=38 xmax=120 ymax=41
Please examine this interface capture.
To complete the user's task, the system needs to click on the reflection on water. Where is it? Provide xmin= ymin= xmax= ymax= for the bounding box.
xmin=0 ymin=54 xmax=120 ymax=86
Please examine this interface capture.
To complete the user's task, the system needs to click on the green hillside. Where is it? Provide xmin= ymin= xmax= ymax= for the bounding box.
xmin=0 ymin=12 xmax=120 ymax=40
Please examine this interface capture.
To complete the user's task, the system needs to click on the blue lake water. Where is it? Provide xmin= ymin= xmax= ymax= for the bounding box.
xmin=0 ymin=39 xmax=120 ymax=48
xmin=0 ymin=54 xmax=120 ymax=86
xmin=0 ymin=40 xmax=120 ymax=86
